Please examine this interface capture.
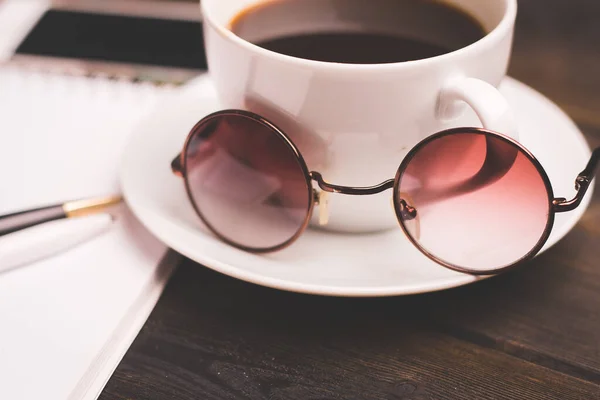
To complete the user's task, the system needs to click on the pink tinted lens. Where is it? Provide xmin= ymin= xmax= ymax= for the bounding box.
xmin=184 ymin=112 xmax=311 ymax=251
xmin=396 ymin=131 xmax=551 ymax=273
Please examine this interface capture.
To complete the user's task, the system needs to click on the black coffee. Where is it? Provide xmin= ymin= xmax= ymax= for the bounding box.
xmin=230 ymin=0 xmax=486 ymax=64
xmin=254 ymin=32 xmax=455 ymax=64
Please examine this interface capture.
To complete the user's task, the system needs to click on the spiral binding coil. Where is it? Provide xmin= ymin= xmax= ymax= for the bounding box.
xmin=3 ymin=54 xmax=198 ymax=88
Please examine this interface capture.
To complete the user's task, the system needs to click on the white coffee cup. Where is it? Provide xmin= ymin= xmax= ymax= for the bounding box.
xmin=200 ymin=0 xmax=518 ymax=233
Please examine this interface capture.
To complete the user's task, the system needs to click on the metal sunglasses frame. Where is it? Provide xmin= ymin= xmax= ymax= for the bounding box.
xmin=171 ymin=109 xmax=599 ymax=276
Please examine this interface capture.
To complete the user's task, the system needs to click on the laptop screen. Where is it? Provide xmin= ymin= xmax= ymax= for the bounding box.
xmin=15 ymin=9 xmax=207 ymax=70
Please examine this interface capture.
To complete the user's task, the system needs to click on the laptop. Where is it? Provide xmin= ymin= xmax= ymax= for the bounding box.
xmin=7 ymin=0 xmax=206 ymax=85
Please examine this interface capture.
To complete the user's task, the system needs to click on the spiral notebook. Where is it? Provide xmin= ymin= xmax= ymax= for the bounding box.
xmin=0 ymin=65 xmax=184 ymax=400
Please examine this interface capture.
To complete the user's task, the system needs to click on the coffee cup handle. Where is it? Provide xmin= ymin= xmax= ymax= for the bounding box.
xmin=438 ymin=77 xmax=518 ymax=141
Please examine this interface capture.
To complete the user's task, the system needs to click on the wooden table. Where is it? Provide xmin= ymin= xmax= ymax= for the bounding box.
xmin=100 ymin=1 xmax=600 ymax=398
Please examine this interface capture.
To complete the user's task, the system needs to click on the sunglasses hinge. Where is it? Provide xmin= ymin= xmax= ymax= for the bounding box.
xmin=553 ymin=148 xmax=599 ymax=213
xmin=553 ymin=176 xmax=592 ymax=213
xmin=171 ymin=154 xmax=184 ymax=177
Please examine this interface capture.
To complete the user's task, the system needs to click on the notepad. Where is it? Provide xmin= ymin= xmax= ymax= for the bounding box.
xmin=0 ymin=64 xmax=183 ymax=400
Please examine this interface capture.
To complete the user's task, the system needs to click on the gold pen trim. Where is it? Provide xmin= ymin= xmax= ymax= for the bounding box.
xmin=63 ymin=196 xmax=123 ymax=218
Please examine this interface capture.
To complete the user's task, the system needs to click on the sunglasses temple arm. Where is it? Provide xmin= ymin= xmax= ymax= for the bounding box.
xmin=554 ymin=147 xmax=600 ymax=213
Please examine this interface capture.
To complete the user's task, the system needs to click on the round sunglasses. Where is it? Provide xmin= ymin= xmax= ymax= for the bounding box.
xmin=171 ymin=109 xmax=599 ymax=276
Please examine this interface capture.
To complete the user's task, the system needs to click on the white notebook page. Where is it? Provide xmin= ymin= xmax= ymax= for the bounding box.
xmin=0 ymin=66 xmax=181 ymax=400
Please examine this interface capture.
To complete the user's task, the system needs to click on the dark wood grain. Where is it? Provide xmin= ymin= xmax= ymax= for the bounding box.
xmin=509 ymin=0 xmax=600 ymax=126
xmin=100 ymin=264 xmax=600 ymax=400
xmin=101 ymin=0 xmax=600 ymax=399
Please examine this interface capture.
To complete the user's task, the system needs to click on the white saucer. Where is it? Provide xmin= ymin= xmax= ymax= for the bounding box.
xmin=120 ymin=74 xmax=593 ymax=297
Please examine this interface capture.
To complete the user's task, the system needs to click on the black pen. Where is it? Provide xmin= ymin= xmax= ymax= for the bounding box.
xmin=0 ymin=196 xmax=122 ymax=272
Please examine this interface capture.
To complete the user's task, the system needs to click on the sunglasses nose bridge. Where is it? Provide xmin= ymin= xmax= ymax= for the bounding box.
xmin=309 ymin=171 xmax=421 ymax=232
xmin=309 ymin=172 xmax=395 ymax=196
